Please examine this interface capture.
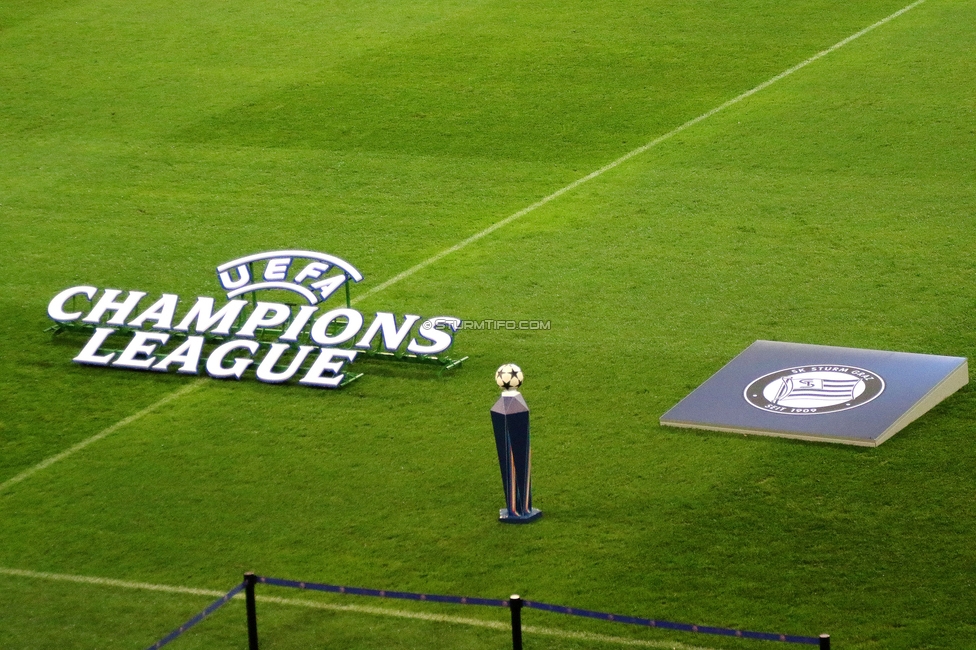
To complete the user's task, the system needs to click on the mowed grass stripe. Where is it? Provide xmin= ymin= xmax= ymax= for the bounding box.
xmin=5 ymin=0 xmax=927 ymax=498
xmin=0 ymin=567 xmax=719 ymax=650
xmin=355 ymin=0 xmax=926 ymax=305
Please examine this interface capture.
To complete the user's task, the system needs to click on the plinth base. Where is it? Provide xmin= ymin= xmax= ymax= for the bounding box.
xmin=499 ymin=508 xmax=542 ymax=524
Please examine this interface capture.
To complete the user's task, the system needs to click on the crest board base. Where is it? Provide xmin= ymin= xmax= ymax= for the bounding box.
xmin=660 ymin=341 xmax=968 ymax=447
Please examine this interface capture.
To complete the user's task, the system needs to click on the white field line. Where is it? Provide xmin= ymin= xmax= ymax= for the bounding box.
xmin=0 ymin=566 xmax=718 ymax=650
xmin=352 ymin=0 xmax=925 ymax=304
xmin=0 ymin=379 xmax=205 ymax=494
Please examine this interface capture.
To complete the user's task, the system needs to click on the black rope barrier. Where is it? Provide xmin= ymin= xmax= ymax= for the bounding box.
xmin=257 ymin=575 xmax=509 ymax=607
xmin=143 ymin=574 xmax=831 ymax=650
xmin=254 ymin=575 xmax=828 ymax=648
xmin=522 ymin=598 xmax=823 ymax=646
xmin=144 ymin=581 xmax=245 ymax=650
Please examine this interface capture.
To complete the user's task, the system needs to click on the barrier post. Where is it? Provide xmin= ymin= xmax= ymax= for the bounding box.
xmin=244 ymin=572 xmax=259 ymax=650
xmin=509 ymin=594 xmax=523 ymax=650
xmin=819 ymin=634 xmax=830 ymax=649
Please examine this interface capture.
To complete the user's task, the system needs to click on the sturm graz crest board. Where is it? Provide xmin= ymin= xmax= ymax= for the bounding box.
xmin=660 ymin=341 xmax=968 ymax=447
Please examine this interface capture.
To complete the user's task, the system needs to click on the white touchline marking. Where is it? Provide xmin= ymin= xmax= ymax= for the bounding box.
xmin=353 ymin=0 xmax=926 ymax=304
xmin=0 ymin=566 xmax=226 ymax=598
xmin=0 ymin=566 xmax=719 ymax=650
xmin=0 ymin=379 xmax=205 ymax=494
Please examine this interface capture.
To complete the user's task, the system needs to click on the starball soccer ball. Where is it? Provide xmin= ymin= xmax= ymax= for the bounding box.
xmin=495 ymin=364 xmax=524 ymax=391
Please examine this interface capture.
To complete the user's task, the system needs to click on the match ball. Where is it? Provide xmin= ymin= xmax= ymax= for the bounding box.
xmin=495 ymin=364 xmax=524 ymax=391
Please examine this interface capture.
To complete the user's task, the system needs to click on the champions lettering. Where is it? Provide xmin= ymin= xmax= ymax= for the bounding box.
xmin=48 ymin=286 xmax=460 ymax=389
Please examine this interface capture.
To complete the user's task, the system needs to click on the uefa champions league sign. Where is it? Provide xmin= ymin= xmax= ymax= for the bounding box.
xmin=47 ymin=250 xmax=465 ymax=389
xmin=661 ymin=341 xmax=968 ymax=446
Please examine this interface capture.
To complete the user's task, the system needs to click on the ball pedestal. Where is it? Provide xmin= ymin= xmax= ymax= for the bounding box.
xmin=490 ymin=390 xmax=542 ymax=523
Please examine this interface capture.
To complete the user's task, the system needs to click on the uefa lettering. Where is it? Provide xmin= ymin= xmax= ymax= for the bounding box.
xmin=47 ymin=251 xmax=466 ymax=389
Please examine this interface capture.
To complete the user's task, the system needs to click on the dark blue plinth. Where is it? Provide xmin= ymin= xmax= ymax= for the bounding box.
xmin=491 ymin=391 xmax=541 ymax=522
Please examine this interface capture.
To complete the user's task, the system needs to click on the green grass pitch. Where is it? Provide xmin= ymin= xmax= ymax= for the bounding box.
xmin=2 ymin=0 xmax=975 ymax=648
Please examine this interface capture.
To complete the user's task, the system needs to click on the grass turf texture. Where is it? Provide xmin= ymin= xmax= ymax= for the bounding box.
xmin=1 ymin=0 xmax=975 ymax=648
